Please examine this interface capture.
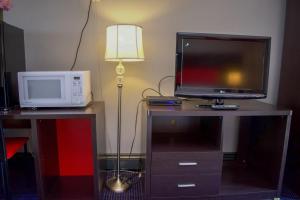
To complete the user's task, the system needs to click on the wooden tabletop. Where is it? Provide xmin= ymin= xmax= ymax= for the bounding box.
xmin=0 ymin=102 xmax=105 ymax=119
xmin=144 ymin=100 xmax=292 ymax=116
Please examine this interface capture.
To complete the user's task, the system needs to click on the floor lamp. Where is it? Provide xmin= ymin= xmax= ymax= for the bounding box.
xmin=105 ymin=24 xmax=144 ymax=193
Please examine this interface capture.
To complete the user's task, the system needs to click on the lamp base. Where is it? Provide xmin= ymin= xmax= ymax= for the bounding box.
xmin=106 ymin=176 xmax=130 ymax=193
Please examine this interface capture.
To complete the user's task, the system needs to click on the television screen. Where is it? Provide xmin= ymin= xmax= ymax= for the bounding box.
xmin=175 ymin=33 xmax=271 ymax=99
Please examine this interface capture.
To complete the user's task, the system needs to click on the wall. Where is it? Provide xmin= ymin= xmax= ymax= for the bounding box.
xmin=5 ymin=0 xmax=286 ymax=154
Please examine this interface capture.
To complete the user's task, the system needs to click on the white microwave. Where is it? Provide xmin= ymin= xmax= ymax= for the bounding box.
xmin=18 ymin=71 xmax=92 ymax=108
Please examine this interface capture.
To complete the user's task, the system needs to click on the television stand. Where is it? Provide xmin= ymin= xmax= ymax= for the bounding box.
xmin=142 ymin=100 xmax=292 ymax=200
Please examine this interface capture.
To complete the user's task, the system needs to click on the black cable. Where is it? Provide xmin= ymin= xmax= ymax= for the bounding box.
xmin=141 ymin=88 xmax=162 ymax=99
xmin=129 ymin=99 xmax=144 ymax=159
xmin=127 ymin=89 xmax=160 ymax=176
xmin=158 ymin=75 xmax=175 ymax=94
xmin=70 ymin=0 xmax=92 ymax=71
xmin=129 ymin=76 xmax=173 ymax=159
xmin=127 ymin=99 xmax=146 ymax=183
xmin=127 ymin=76 xmax=175 ymax=176
xmin=91 ymin=91 xmax=94 ymax=102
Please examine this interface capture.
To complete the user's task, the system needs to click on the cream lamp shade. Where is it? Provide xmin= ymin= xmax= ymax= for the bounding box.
xmin=105 ymin=25 xmax=145 ymax=62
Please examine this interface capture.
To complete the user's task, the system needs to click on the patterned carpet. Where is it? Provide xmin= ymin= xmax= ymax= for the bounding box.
xmin=282 ymin=188 xmax=300 ymax=200
xmin=101 ymin=171 xmax=300 ymax=200
xmin=101 ymin=171 xmax=144 ymax=200
xmin=4 ymin=171 xmax=299 ymax=199
xmin=5 ymin=189 xmax=300 ymax=200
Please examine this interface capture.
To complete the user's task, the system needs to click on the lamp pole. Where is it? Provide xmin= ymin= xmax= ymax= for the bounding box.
xmin=117 ymin=83 xmax=122 ymax=179
xmin=106 ymin=61 xmax=130 ymax=193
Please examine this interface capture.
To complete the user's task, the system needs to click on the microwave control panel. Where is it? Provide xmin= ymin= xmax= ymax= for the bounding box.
xmin=72 ymin=76 xmax=83 ymax=104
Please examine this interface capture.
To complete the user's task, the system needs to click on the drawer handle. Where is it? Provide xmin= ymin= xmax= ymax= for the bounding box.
xmin=178 ymin=162 xmax=198 ymax=166
xmin=177 ymin=183 xmax=196 ymax=188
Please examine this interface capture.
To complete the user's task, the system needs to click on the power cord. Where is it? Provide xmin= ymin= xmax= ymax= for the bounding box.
xmin=70 ymin=0 xmax=93 ymax=71
xmin=128 ymin=99 xmax=144 ymax=159
xmin=141 ymin=88 xmax=162 ymax=99
xmin=68 ymin=0 xmax=95 ymax=104
xmin=158 ymin=75 xmax=175 ymax=95
xmin=128 ymin=75 xmax=175 ymax=172
xmin=106 ymin=76 xmax=174 ymax=186
xmin=129 ymin=87 xmax=162 ymax=159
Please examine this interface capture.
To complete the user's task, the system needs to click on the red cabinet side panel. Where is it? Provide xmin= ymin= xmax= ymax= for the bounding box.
xmin=56 ymin=119 xmax=94 ymax=176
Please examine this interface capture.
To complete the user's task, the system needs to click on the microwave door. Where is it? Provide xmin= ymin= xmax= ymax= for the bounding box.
xmin=23 ymin=76 xmax=67 ymax=106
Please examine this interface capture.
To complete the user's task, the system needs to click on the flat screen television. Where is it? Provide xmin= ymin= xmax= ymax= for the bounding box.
xmin=174 ymin=33 xmax=271 ymax=100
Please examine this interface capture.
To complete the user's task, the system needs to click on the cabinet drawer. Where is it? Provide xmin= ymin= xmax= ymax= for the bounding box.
xmin=151 ymin=174 xmax=220 ymax=197
xmin=151 ymin=151 xmax=222 ymax=175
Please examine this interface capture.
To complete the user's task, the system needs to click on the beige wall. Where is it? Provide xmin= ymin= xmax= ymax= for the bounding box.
xmin=5 ymin=0 xmax=286 ymax=154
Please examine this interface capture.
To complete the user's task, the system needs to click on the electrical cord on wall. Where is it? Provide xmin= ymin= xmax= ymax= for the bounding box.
xmin=125 ymin=75 xmax=176 ymax=182
xmin=128 ymin=87 xmax=162 ymax=159
xmin=106 ymin=88 xmax=162 ymax=182
xmin=141 ymin=88 xmax=162 ymax=99
xmin=128 ymin=76 xmax=175 ymax=160
xmin=128 ymin=99 xmax=144 ymax=159
xmin=70 ymin=0 xmax=93 ymax=71
xmin=158 ymin=75 xmax=175 ymax=95
xmin=104 ymin=76 xmax=175 ymax=185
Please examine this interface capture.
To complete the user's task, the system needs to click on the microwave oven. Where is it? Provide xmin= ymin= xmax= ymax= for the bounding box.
xmin=18 ymin=71 xmax=92 ymax=108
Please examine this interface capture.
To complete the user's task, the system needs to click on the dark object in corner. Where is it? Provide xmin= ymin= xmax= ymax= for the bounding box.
xmin=0 ymin=22 xmax=26 ymax=110
xmin=278 ymin=0 xmax=300 ymax=197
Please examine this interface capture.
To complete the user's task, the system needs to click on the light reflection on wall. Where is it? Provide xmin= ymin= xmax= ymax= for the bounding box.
xmin=95 ymin=0 xmax=180 ymax=101
xmin=93 ymin=0 xmax=176 ymax=23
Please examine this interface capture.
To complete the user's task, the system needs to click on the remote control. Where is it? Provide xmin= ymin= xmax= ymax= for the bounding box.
xmin=211 ymin=104 xmax=240 ymax=110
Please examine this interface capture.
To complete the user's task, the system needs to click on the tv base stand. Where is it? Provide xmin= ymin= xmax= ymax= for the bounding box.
xmin=214 ymin=98 xmax=225 ymax=105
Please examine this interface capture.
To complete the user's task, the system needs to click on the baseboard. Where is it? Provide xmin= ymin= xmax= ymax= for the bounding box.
xmin=223 ymin=152 xmax=237 ymax=161
xmin=12 ymin=153 xmax=236 ymax=171
xmin=98 ymin=154 xmax=145 ymax=171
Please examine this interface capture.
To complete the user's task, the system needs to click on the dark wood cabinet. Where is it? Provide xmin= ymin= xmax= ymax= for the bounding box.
xmin=142 ymin=100 xmax=291 ymax=200
xmin=0 ymin=119 xmax=36 ymax=199
xmin=0 ymin=102 xmax=105 ymax=200
xmin=278 ymin=0 xmax=300 ymax=196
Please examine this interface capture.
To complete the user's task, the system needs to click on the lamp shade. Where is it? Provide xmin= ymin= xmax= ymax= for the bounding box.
xmin=105 ymin=25 xmax=144 ymax=62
